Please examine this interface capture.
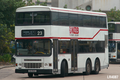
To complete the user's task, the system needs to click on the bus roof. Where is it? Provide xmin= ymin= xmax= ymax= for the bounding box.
xmin=16 ymin=6 xmax=106 ymax=16
xmin=108 ymin=22 xmax=120 ymax=24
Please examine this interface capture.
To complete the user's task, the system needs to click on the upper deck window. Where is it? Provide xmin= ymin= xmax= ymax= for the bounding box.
xmin=16 ymin=11 xmax=50 ymax=25
xmin=58 ymin=13 xmax=69 ymax=26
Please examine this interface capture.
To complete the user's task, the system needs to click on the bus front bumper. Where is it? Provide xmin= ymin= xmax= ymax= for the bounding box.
xmin=15 ymin=69 xmax=52 ymax=74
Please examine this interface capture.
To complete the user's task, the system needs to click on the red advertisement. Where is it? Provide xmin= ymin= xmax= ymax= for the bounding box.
xmin=69 ymin=27 xmax=79 ymax=34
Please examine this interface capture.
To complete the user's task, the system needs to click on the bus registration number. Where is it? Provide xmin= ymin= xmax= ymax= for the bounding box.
xmin=28 ymin=70 xmax=37 ymax=72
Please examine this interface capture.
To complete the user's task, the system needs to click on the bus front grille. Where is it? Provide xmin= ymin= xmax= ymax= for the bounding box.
xmin=24 ymin=63 xmax=42 ymax=68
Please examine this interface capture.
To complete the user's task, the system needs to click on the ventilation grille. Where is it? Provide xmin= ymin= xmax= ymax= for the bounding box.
xmin=24 ymin=63 xmax=42 ymax=68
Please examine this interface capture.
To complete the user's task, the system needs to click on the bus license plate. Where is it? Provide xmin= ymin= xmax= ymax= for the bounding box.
xmin=28 ymin=70 xmax=37 ymax=72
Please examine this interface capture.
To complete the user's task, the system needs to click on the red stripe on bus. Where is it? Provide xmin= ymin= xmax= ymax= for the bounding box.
xmin=51 ymin=8 xmax=106 ymax=16
xmin=115 ymin=22 xmax=120 ymax=24
xmin=15 ymin=29 xmax=108 ymax=40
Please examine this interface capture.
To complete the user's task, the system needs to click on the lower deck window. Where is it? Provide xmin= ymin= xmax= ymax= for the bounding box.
xmin=58 ymin=40 xmax=105 ymax=54
xmin=78 ymin=41 xmax=105 ymax=53
xmin=59 ymin=41 xmax=70 ymax=53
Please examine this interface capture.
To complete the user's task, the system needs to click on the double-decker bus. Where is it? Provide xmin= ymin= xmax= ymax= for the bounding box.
xmin=14 ymin=6 xmax=108 ymax=77
xmin=108 ymin=22 xmax=120 ymax=62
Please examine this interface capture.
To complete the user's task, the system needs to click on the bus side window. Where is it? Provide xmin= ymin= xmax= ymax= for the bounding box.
xmin=59 ymin=41 xmax=70 ymax=54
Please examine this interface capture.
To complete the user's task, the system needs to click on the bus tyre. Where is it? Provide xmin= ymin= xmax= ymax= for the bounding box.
xmin=61 ymin=61 xmax=68 ymax=77
xmin=85 ymin=60 xmax=91 ymax=75
xmin=94 ymin=59 xmax=100 ymax=74
xmin=28 ymin=73 xmax=33 ymax=78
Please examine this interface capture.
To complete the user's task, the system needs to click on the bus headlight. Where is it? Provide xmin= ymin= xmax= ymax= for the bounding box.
xmin=44 ymin=63 xmax=52 ymax=67
xmin=19 ymin=63 xmax=22 ymax=66
xmin=44 ymin=63 xmax=48 ymax=66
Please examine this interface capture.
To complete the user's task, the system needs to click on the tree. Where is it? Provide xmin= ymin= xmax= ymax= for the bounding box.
xmin=0 ymin=0 xmax=25 ymax=28
xmin=107 ymin=7 xmax=120 ymax=22
xmin=36 ymin=0 xmax=40 ymax=5
xmin=0 ymin=24 xmax=14 ymax=54
xmin=36 ymin=0 xmax=48 ymax=6
xmin=24 ymin=0 xmax=34 ymax=6
xmin=64 ymin=4 xmax=67 ymax=8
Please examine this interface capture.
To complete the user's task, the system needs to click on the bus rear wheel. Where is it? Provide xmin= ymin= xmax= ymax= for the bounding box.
xmin=85 ymin=60 xmax=91 ymax=75
xmin=94 ymin=59 xmax=100 ymax=74
xmin=28 ymin=73 xmax=33 ymax=78
xmin=61 ymin=61 xmax=68 ymax=77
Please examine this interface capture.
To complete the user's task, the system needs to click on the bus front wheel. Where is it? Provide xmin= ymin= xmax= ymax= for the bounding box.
xmin=28 ymin=73 xmax=33 ymax=77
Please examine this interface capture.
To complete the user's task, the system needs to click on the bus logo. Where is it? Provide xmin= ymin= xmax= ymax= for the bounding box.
xmin=69 ymin=27 xmax=79 ymax=36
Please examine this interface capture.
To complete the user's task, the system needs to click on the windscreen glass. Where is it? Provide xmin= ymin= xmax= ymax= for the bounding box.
xmin=16 ymin=39 xmax=51 ymax=56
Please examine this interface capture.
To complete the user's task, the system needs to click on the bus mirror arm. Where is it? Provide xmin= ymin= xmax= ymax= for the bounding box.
xmin=13 ymin=55 xmax=16 ymax=59
xmin=51 ymin=43 xmax=53 ymax=48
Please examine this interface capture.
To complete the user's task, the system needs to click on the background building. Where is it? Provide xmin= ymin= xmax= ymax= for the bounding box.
xmin=51 ymin=0 xmax=120 ymax=11
xmin=25 ymin=0 xmax=120 ymax=11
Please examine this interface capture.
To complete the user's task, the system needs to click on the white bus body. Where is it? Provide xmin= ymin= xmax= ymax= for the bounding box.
xmin=108 ymin=22 xmax=120 ymax=62
xmin=14 ymin=6 xmax=108 ymax=77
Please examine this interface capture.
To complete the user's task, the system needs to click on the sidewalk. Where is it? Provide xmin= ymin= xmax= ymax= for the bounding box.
xmin=0 ymin=64 xmax=15 ymax=69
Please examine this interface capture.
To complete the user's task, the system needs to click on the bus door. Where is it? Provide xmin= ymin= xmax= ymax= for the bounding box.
xmin=117 ymin=42 xmax=120 ymax=59
xmin=53 ymin=39 xmax=58 ymax=72
xmin=71 ymin=39 xmax=78 ymax=71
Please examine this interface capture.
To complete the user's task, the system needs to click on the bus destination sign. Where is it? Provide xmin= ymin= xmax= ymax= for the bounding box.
xmin=22 ymin=29 xmax=44 ymax=37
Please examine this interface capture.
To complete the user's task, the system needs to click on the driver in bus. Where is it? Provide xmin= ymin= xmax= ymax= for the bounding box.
xmin=27 ymin=43 xmax=33 ymax=54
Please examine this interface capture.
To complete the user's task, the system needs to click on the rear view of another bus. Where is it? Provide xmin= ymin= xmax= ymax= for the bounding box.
xmin=108 ymin=22 xmax=120 ymax=62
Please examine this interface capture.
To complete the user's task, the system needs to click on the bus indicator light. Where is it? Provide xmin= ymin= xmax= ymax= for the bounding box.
xmin=16 ymin=63 xmax=18 ymax=66
xmin=49 ymin=63 xmax=52 ymax=66
xmin=113 ymin=56 xmax=116 ymax=57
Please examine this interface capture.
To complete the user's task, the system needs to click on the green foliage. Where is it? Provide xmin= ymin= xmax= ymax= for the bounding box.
xmin=36 ymin=0 xmax=47 ymax=6
xmin=107 ymin=7 xmax=120 ymax=22
xmin=36 ymin=0 xmax=40 ymax=5
xmin=76 ymin=6 xmax=80 ymax=10
xmin=0 ymin=55 xmax=4 ymax=62
xmin=0 ymin=0 xmax=21 ymax=54
xmin=41 ymin=0 xmax=48 ymax=6
xmin=75 ymin=6 xmax=83 ymax=10
xmin=3 ymin=54 xmax=11 ymax=62
xmin=24 ymin=0 xmax=34 ymax=6
xmin=0 ymin=24 xmax=14 ymax=54
xmin=10 ymin=48 xmax=15 ymax=54
xmin=64 ymin=4 xmax=67 ymax=8
xmin=0 ymin=0 xmax=25 ymax=28
xmin=0 ymin=54 xmax=11 ymax=62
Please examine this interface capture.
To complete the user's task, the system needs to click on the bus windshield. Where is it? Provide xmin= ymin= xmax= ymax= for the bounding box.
xmin=116 ymin=24 xmax=120 ymax=33
xmin=16 ymin=39 xmax=51 ymax=56
xmin=16 ymin=11 xmax=50 ymax=25
xmin=108 ymin=23 xmax=120 ymax=33
xmin=109 ymin=41 xmax=116 ymax=52
xmin=108 ymin=23 xmax=115 ymax=33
